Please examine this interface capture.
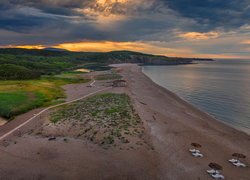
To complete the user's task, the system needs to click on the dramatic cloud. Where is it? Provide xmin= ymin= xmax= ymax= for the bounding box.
xmin=164 ymin=0 xmax=250 ymax=31
xmin=178 ymin=31 xmax=220 ymax=40
xmin=241 ymin=40 xmax=250 ymax=45
xmin=0 ymin=0 xmax=249 ymax=58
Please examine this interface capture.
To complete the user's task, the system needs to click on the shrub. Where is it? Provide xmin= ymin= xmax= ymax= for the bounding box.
xmin=0 ymin=64 xmax=40 ymax=80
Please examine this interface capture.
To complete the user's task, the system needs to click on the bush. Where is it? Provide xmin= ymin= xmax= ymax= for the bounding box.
xmin=0 ymin=64 xmax=40 ymax=80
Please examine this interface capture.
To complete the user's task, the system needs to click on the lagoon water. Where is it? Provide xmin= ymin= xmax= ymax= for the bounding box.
xmin=142 ymin=59 xmax=250 ymax=134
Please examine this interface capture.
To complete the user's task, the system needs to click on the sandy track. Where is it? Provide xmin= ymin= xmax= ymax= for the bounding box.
xmin=0 ymin=84 xmax=110 ymax=141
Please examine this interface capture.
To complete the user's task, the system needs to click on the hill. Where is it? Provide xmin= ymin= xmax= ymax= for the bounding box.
xmin=43 ymin=47 xmax=69 ymax=52
xmin=0 ymin=48 xmax=213 ymax=80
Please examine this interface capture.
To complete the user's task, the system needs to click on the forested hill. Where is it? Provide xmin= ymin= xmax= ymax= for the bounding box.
xmin=0 ymin=48 xmax=213 ymax=80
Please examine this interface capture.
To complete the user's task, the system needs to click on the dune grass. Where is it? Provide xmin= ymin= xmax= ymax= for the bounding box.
xmin=49 ymin=93 xmax=145 ymax=148
xmin=0 ymin=73 xmax=89 ymax=119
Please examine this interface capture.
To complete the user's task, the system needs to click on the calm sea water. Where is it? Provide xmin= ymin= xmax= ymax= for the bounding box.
xmin=142 ymin=59 xmax=250 ymax=134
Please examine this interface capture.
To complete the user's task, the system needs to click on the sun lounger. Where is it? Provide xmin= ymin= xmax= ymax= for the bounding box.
xmin=189 ymin=149 xmax=200 ymax=153
xmin=206 ymin=169 xmax=219 ymax=174
xmin=192 ymin=152 xmax=203 ymax=157
xmin=233 ymin=162 xmax=246 ymax=167
xmin=228 ymin=159 xmax=238 ymax=163
xmin=211 ymin=173 xmax=225 ymax=179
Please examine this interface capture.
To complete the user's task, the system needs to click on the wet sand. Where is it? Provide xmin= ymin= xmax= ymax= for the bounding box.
xmin=117 ymin=64 xmax=250 ymax=179
xmin=0 ymin=64 xmax=249 ymax=179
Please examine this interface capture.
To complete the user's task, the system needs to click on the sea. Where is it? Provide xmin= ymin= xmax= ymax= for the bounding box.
xmin=142 ymin=59 xmax=250 ymax=135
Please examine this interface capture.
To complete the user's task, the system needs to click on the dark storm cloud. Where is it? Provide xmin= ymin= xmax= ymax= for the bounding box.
xmin=0 ymin=7 xmax=57 ymax=33
xmin=0 ymin=0 xmax=249 ymax=46
xmin=163 ymin=0 xmax=250 ymax=31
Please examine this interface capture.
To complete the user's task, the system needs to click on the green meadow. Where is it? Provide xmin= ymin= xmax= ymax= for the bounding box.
xmin=0 ymin=73 xmax=89 ymax=120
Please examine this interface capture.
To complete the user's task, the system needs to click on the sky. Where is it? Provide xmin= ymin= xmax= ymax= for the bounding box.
xmin=0 ymin=0 xmax=250 ymax=59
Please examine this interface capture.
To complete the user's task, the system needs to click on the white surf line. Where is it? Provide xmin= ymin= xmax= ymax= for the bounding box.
xmin=0 ymin=86 xmax=111 ymax=141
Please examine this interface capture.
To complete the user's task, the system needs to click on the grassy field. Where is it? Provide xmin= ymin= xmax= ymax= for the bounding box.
xmin=0 ymin=73 xmax=89 ymax=120
xmin=46 ymin=93 xmax=147 ymax=149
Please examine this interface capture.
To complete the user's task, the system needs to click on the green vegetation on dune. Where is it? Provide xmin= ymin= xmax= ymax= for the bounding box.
xmin=0 ymin=73 xmax=89 ymax=119
xmin=49 ymin=93 xmax=145 ymax=148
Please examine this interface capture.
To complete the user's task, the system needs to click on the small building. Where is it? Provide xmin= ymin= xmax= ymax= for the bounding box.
xmin=112 ymin=80 xmax=127 ymax=87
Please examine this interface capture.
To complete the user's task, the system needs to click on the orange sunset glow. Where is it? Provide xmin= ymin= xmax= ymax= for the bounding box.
xmin=3 ymin=40 xmax=248 ymax=59
xmin=0 ymin=0 xmax=249 ymax=59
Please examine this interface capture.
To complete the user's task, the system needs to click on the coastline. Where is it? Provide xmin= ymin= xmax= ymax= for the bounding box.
xmin=117 ymin=63 xmax=250 ymax=179
xmin=141 ymin=66 xmax=250 ymax=136
xmin=0 ymin=64 xmax=249 ymax=179
xmin=121 ymin=64 xmax=250 ymax=139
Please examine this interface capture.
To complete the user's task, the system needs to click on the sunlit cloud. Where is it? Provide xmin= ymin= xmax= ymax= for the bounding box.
xmin=178 ymin=31 xmax=220 ymax=40
xmin=54 ymin=41 xmax=141 ymax=52
xmin=3 ymin=40 xmax=249 ymax=59
xmin=79 ymin=0 xmax=149 ymax=17
xmin=5 ymin=45 xmax=46 ymax=49
xmin=241 ymin=40 xmax=250 ymax=44
xmin=0 ymin=0 xmax=249 ymax=59
xmin=53 ymin=40 xmax=248 ymax=59
xmin=74 ymin=0 xmax=156 ymax=29
xmin=53 ymin=40 xmax=193 ymax=55
xmin=75 ymin=0 xmax=130 ymax=19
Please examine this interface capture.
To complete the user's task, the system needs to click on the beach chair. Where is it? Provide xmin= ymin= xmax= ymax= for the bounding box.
xmin=192 ymin=152 xmax=203 ymax=157
xmin=233 ymin=162 xmax=246 ymax=167
xmin=189 ymin=149 xmax=200 ymax=153
xmin=211 ymin=173 xmax=225 ymax=179
xmin=206 ymin=169 xmax=219 ymax=175
xmin=228 ymin=159 xmax=238 ymax=163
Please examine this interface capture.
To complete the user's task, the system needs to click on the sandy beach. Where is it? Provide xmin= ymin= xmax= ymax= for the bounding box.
xmin=0 ymin=64 xmax=249 ymax=180
xmin=119 ymin=64 xmax=250 ymax=179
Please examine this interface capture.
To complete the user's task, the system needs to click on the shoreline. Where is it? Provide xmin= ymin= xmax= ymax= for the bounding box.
xmin=141 ymin=66 xmax=250 ymax=136
xmin=117 ymin=63 xmax=250 ymax=179
xmin=0 ymin=64 xmax=249 ymax=179
xmin=139 ymin=65 xmax=250 ymax=138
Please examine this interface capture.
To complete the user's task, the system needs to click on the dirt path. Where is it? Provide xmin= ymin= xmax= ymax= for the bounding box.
xmin=0 ymin=78 xmax=105 ymax=139
xmin=0 ymin=84 xmax=111 ymax=141
xmin=0 ymin=70 xmax=159 ymax=180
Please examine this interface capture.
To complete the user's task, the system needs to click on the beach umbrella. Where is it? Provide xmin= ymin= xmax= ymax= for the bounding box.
xmin=209 ymin=163 xmax=223 ymax=171
xmin=191 ymin=143 xmax=202 ymax=148
xmin=232 ymin=153 xmax=246 ymax=160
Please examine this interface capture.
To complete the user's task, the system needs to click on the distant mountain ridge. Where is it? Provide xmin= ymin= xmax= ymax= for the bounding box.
xmin=0 ymin=48 xmax=214 ymax=80
xmin=0 ymin=48 xmax=213 ymax=65
xmin=43 ymin=47 xmax=68 ymax=52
